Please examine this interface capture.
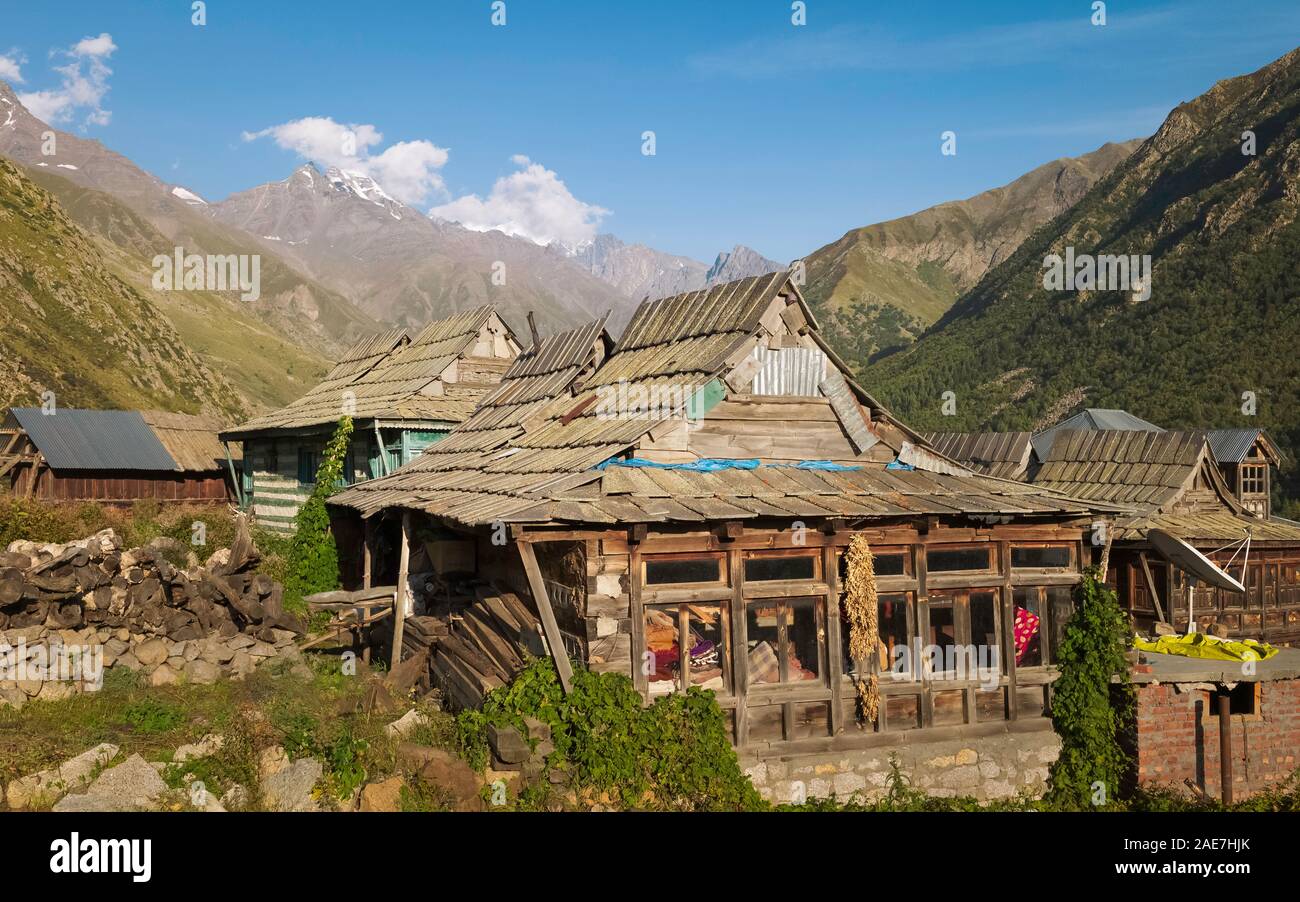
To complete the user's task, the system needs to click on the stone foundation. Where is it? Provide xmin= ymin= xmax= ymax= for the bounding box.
xmin=743 ymin=727 xmax=1061 ymax=804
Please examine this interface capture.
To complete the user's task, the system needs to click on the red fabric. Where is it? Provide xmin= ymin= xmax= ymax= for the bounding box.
xmin=1014 ymin=606 xmax=1041 ymax=664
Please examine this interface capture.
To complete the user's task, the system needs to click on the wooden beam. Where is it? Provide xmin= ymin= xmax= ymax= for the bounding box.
xmin=391 ymin=510 xmax=411 ymax=666
xmin=362 ymin=517 xmax=374 ymax=590
xmin=222 ymin=441 xmax=244 ymax=508
xmin=1139 ymin=552 xmax=1167 ymax=623
xmin=516 ymin=539 xmax=574 ymax=694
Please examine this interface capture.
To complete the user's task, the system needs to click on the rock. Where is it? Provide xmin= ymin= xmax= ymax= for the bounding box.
xmin=191 ymin=787 xmax=226 ymax=812
xmin=115 ymin=652 xmax=142 ymax=672
xmin=360 ymin=776 xmax=405 ymax=812
xmin=261 ymin=758 xmax=323 ymax=812
xmin=228 ymin=634 xmax=255 ymax=650
xmin=135 ymin=638 xmax=169 ymax=666
xmin=6 ymin=743 xmax=119 ymax=810
xmin=523 ymin=716 xmax=551 ymax=743
xmin=36 ymin=681 xmax=77 ymax=702
xmin=199 ymin=641 xmax=235 ymax=665
xmin=416 ymin=750 xmax=483 ymax=812
xmin=229 ymin=650 xmax=256 ymax=676
xmin=1153 ymin=621 xmax=1177 ymax=636
xmin=148 ymin=664 xmax=180 ymax=687
xmin=183 ymin=659 xmax=222 ymax=685
xmin=487 ymin=723 xmax=529 ymax=765
xmin=174 ymin=733 xmax=224 ymax=764
xmin=258 ymin=745 xmax=290 ymax=780
xmin=247 ymin=641 xmax=277 ymax=658
xmin=53 ymin=754 xmax=168 ymax=812
xmin=385 ymin=708 xmax=430 ymax=740
xmin=220 ymin=783 xmax=250 ymax=811
xmin=0 ymin=685 xmax=27 ymax=710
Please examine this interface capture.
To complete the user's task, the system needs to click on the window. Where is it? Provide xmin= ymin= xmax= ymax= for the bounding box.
xmin=927 ymin=545 xmax=994 ymax=573
xmin=925 ymin=590 xmax=1001 ymax=678
xmin=746 ymin=597 xmax=823 ymax=685
xmin=838 ymin=547 xmax=909 ymax=580
xmin=744 ymin=552 xmax=817 ymax=582
xmin=297 ymin=448 xmax=319 ymax=485
xmin=644 ymin=554 xmax=725 ymax=586
xmin=644 ymin=603 xmax=728 ymax=696
xmin=843 ymin=592 xmax=912 ymax=678
xmin=1241 ymin=464 xmax=1267 ymax=495
xmin=1012 ymin=545 xmax=1073 ymax=569
xmin=1012 ymin=587 xmax=1050 ymax=666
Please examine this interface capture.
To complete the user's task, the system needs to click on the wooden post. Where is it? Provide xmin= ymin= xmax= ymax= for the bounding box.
xmin=362 ymin=517 xmax=374 ymax=590
xmin=1218 ymin=689 xmax=1233 ymax=804
xmin=222 ymin=442 xmax=244 ymax=508
xmin=517 ymin=539 xmax=574 ymax=694
xmin=391 ymin=511 xmax=411 ymax=667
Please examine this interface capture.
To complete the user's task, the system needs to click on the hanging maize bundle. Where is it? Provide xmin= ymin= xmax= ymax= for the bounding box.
xmin=843 ymin=534 xmax=880 ymax=723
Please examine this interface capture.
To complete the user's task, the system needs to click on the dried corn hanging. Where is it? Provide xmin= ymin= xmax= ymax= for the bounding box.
xmin=843 ymin=534 xmax=880 ymax=723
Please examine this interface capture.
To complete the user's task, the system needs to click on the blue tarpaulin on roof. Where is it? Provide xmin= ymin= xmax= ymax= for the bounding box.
xmin=886 ymin=458 xmax=915 ymax=471
xmin=596 ymin=457 xmax=863 ymax=472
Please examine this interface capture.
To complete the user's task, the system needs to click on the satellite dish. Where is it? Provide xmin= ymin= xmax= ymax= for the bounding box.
xmin=1148 ymin=528 xmax=1246 ymax=593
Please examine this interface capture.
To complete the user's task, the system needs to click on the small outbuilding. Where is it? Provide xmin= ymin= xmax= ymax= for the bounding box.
xmin=1 ymin=408 xmax=238 ymax=503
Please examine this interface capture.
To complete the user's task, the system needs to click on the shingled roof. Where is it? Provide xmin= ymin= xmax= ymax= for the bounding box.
xmin=6 ymin=408 xmax=234 ymax=472
xmin=222 ymin=308 xmax=511 ymax=437
xmin=331 ymin=275 xmax=1118 ymax=528
xmin=922 ymin=431 xmax=1032 ymax=480
xmin=1031 ymin=408 xmax=1163 ymax=460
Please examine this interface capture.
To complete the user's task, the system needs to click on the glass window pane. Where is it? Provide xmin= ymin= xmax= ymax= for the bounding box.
xmin=645 ymin=556 xmax=721 ymax=585
xmin=1047 ymin=587 xmax=1074 ymax=659
xmin=969 ymin=590 xmax=1001 ymax=672
xmin=685 ymin=604 xmax=726 ymax=693
xmin=644 ymin=606 xmax=681 ymax=695
xmin=1012 ymin=545 xmax=1072 ymax=568
xmin=786 ymin=598 xmax=821 ymax=682
xmin=745 ymin=554 xmax=816 ymax=582
xmin=1012 ymin=588 xmax=1043 ymax=667
xmin=874 ymin=552 xmax=907 ymax=576
xmin=746 ymin=602 xmax=781 ymax=685
xmin=927 ymin=546 xmax=992 ymax=572
xmin=880 ymin=593 xmax=911 ymax=678
xmin=927 ymin=599 xmax=957 ymax=675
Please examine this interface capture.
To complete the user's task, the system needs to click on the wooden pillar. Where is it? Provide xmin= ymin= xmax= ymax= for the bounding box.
xmin=391 ymin=511 xmax=411 ymax=667
xmin=1218 ymin=690 xmax=1234 ymax=804
xmin=823 ymin=541 xmax=843 ymax=735
xmin=728 ymin=546 xmax=748 ymax=745
xmin=517 ymin=539 xmax=574 ymax=694
xmin=362 ymin=517 xmax=374 ymax=590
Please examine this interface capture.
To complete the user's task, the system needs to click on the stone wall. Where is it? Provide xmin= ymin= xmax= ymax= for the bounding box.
xmin=742 ymin=727 xmax=1061 ymax=804
xmin=1133 ymin=678 xmax=1300 ymax=798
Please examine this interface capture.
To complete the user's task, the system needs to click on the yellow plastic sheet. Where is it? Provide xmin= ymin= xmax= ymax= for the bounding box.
xmin=1133 ymin=633 xmax=1279 ymax=662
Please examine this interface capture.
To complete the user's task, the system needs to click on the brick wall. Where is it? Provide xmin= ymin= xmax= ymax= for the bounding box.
xmin=1133 ymin=678 xmax=1300 ymax=798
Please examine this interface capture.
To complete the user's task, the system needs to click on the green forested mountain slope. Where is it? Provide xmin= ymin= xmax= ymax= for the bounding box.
xmin=802 ymin=141 xmax=1139 ymax=359
xmin=0 ymin=158 xmax=245 ymax=417
xmin=861 ymin=47 xmax=1300 ymax=500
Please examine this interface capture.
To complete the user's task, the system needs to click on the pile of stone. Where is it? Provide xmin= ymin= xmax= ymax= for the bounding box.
xmin=0 ymin=517 xmax=304 ymax=707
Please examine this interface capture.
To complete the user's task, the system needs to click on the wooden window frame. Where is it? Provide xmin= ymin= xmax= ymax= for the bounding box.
xmin=743 ymin=548 xmax=822 ymax=583
xmin=925 ymin=542 xmax=997 ymax=576
xmin=1010 ymin=543 xmax=1075 ymax=570
xmin=643 ymin=601 xmax=732 ymax=699
xmin=743 ymin=595 xmax=828 ymax=690
xmin=642 ymin=551 xmax=727 ymax=589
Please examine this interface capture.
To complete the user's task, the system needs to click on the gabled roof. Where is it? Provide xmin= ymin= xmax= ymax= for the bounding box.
xmin=141 ymin=411 xmax=240 ymax=469
xmin=1206 ymin=428 xmax=1279 ymax=465
xmin=332 ymin=275 xmax=1118 ymax=528
xmin=1031 ymin=408 xmax=1163 ymax=460
xmin=223 ymin=308 xmax=512 ymax=436
xmin=922 ymin=432 xmax=1032 ymax=480
xmin=8 ymin=408 xmax=177 ymax=471
xmin=1032 ymin=429 xmax=1206 ymax=510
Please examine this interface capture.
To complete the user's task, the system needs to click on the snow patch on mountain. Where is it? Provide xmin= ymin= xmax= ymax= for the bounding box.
xmin=170 ymin=185 xmax=206 ymax=204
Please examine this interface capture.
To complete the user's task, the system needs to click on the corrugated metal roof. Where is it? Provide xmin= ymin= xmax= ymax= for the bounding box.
xmin=1206 ymin=428 xmax=1263 ymax=464
xmin=11 ymin=408 xmax=179 ymax=471
xmin=1031 ymin=408 xmax=1164 ymax=460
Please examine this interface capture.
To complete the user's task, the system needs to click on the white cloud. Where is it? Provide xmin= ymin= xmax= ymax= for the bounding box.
xmin=18 ymin=32 xmax=116 ymax=127
xmin=0 ymin=50 xmax=25 ymax=84
xmin=430 ymin=156 xmax=609 ymax=249
xmin=242 ymin=116 xmax=448 ymax=205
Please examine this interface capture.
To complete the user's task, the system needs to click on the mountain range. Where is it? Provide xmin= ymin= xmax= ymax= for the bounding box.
xmin=801 ymin=140 xmax=1140 ymax=360
xmin=857 ymin=47 xmax=1300 ymax=504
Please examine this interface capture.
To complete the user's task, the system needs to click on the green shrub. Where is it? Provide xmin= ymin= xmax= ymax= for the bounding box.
xmin=121 ymin=698 xmax=186 ymax=734
xmin=284 ymin=417 xmax=352 ymax=611
xmin=1046 ymin=569 xmax=1134 ymax=808
xmin=457 ymin=659 xmax=764 ymax=811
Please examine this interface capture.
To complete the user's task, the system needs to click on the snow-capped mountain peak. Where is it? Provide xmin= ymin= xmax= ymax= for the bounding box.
xmin=325 ymin=166 xmax=395 ymax=205
xmin=170 ymin=184 xmax=207 ymax=205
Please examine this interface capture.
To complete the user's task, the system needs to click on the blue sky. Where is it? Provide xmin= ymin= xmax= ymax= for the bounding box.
xmin=3 ymin=0 xmax=1299 ymax=261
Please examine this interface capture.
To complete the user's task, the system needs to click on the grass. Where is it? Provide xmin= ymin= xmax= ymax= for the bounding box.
xmin=0 ymin=653 xmax=458 ymax=811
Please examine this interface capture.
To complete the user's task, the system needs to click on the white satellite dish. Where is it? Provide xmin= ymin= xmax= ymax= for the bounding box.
xmin=1148 ymin=528 xmax=1246 ymax=593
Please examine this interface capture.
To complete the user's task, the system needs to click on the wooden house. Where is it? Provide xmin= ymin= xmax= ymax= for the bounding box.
xmin=1032 ymin=429 xmax=1300 ymax=645
xmin=330 ymin=273 xmax=1121 ymax=787
xmin=221 ymin=307 xmax=520 ymax=532
xmin=1206 ymin=428 xmax=1280 ymax=518
xmin=1 ymin=408 xmax=238 ymax=503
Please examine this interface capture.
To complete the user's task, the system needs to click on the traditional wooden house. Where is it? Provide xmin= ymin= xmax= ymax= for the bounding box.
xmin=1032 ymin=429 xmax=1300 ymax=645
xmin=922 ymin=432 xmax=1033 ymax=480
xmin=221 ymin=307 xmax=521 ymax=532
xmin=1206 ymin=428 xmax=1281 ymax=518
xmin=1 ymin=408 xmax=238 ymax=503
xmin=330 ymin=273 xmax=1124 ymax=798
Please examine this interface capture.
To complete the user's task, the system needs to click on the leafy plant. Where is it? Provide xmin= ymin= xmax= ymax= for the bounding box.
xmin=1046 ymin=569 xmax=1133 ymax=808
xmin=121 ymin=698 xmax=185 ymax=734
xmin=284 ymin=416 xmax=353 ymax=611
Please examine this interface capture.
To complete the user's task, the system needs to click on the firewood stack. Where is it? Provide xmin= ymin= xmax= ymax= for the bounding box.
xmin=433 ymin=588 xmax=545 ymax=710
xmin=0 ymin=518 xmax=304 ymax=641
